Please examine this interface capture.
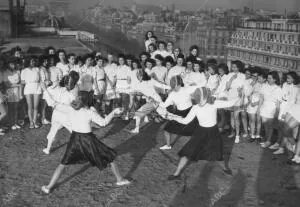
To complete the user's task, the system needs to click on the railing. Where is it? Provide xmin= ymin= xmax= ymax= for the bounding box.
xmin=240 ymin=27 xmax=300 ymax=33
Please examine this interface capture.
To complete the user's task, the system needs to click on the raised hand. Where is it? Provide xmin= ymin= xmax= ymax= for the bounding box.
xmin=113 ymin=108 xmax=124 ymax=115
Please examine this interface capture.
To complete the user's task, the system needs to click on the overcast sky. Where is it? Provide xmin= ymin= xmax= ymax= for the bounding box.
xmin=22 ymin=0 xmax=300 ymax=12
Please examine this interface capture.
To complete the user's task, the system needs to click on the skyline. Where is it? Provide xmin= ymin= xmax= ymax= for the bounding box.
xmin=21 ymin=0 xmax=300 ymax=12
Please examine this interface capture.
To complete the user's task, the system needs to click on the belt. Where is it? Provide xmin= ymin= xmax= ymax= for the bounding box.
xmin=98 ymin=79 xmax=105 ymax=81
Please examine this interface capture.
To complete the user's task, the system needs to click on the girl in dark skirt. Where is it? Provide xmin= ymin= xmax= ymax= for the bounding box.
xmin=167 ymin=87 xmax=243 ymax=180
xmin=41 ymin=89 xmax=130 ymax=194
xmin=159 ymin=75 xmax=198 ymax=150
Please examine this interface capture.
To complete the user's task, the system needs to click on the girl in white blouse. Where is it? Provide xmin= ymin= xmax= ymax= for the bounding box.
xmin=192 ymin=60 xmax=207 ymax=87
xmin=247 ymin=70 xmax=266 ymax=142
xmin=42 ymin=72 xmax=80 ymax=155
xmin=166 ymin=54 xmax=185 ymax=86
xmin=41 ymin=90 xmax=130 ymax=194
xmin=272 ymin=72 xmax=299 ymax=154
xmin=259 ymin=71 xmax=282 ymax=148
xmin=166 ymin=87 xmax=242 ymax=180
xmin=21 ymin=57 xmax=42 ymax=128
xmin=205 ymin=63 xmax=219 ymax=94
xmin=56 ymin=49 xmax=70 ymax=76
xmin=225 ymin=60 xmax=246 ymax=143
xmin=115 ymin=55 xmax=131 ymax=120
xmin=215 ymin=63 xmax=230 ymax=132
xmin=181 ymin=58 xmax=197 ymax=86
xmin=159 ymin=76 xmax=198 ymax=150
xmin=48 ymin=55 xmax=63 ymax=88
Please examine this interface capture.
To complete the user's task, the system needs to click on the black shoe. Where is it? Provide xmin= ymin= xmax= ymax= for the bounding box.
xmin=256 ymin=138 xmax=262 ymax=144
xmin=167 ymin=175 xmax=181 ymax=181
xmin=248 ymin=138 xmax=255 ymax=143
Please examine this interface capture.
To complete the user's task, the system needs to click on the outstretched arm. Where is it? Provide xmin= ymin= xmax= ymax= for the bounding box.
xmin=91 ymin=108 xmax=123 ymax=127
xmin=172 ymin=105 xmax=197 ymax=125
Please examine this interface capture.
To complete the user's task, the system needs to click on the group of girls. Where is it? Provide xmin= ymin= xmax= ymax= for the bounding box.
xmin=1 ymin=31 xmax=300 ymax=194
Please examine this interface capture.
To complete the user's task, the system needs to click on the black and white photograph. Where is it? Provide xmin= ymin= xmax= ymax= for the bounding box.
xmin=1 ymin=0 xmax=300 ymax=206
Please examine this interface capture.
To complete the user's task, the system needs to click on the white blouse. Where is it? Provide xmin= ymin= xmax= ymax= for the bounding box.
xmin=166 ymin=65 xmax=185 ymax=85
xmin=53 ymin=105 xmax=114 ymax=133
xmin=160 ymin=86 xmax=197 ymax=110
xmin=215 ymin=74 xmax=229 ymax=97
xmin=49 ymin=66 xmax=63 ymax=86
xmin=104 ymin=63 xmax=117 ymax=88
xmin=56 ymin=62 xmax=70 ymax=76
xmin=261 ymin=84 xmax=282 ymax=106
xmin=115 ymin=65 xmax=131 ymax=89
xmin=21 ymin=67 xmax=40 ymax=84
xmin=148 ymin=66 xmax=168 ymax=83
xmin=152 ymin=50 xmax=170 ymax=58
xmin=132 ymin=79 xmax=170 ymax=103
xmin=206 ymin=74 xmax=219 ymax=92
xmin=174 ymin=99 xmax=239 ymax=127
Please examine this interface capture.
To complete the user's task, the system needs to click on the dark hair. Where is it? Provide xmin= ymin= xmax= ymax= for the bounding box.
xmin=165 ymin=56 xmax=175 ymax=66
xmin=48 ymin=54 xmax=58 ymax=65
xmin=44 ymin=46 xmax=55 ymax=55
xmin=154 ymin=54 xmax=164 ymax=62
xmin=174 ymin=47 xmax=182 ymax=53
xmin=207 ymin=58 xmax=218 ymax=65
xmin=258 ymin=71 xmax=267 ymax=79
xmin=157 ymin=41 xmax=166 ymax=48
xmin=285 ymin=71 xmax=299 ymax=85
xmin=231 ymin=60 xmax=244 ymax=72
xmin=150 ymin=35 xmax=157 ymax=40
xmin=137 ymin=69 xmax=151 ymax=81
xmin=38 ymin=55 xmax=49 ymax=67
xmin=71 ymin=91 xmax=94 ymax=110
xmin=267 ymin=71 xmax=280 ymax=85
xmin=145 ymin=58 xmax=155 ymax=67
xmin=56 ymin=49 xmax=66 ymax=57
xmin=207 ymin=63 xmax=218 ymax=74
xmin=177 ymin=53 xmax=185 ymax=60
xmin=139 ymin=51 xmax=150 ymax=59
xmin=95 ymin=55 xmax=105 ymax=62
xmin=132 ymin=58 xmax=141 ymax=69
xmin=189 ymin=45 xmax=199 ymax=56
xmin=251 ymin=66 xmax=260 ymax=75
xmin=167 ymin=41 xmax=174 ymax=46
xmin=217 ymin=63 xmax=229 ymax=75
xmin=69 ymin=71 xmax=80 ymax=84
xmin=24 ymin=56 xmax=38 ymax=68
xmin=67 ymin=53 xmax=76 ymax=60
xmin=125 ymin=54 xmax=135 ymax=60
xmin=83 ymin=53 xmax=94 ymax=63
xmin=148 ymin=43 xmax=157 ymax=51
xmin=76 ymin=56 xmax=84 ymax=64
xmin=194 ymin=60 xmax=205 ymax=73
xmin=118 ymin=54 xmax=126 ymax=60
xmin=145 ymin=31 xmax=154 ymax=40
xmin=11 ymin=46 xmax=22 ymax=56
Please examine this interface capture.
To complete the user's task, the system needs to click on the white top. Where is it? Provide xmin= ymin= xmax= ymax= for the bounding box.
xmin=166 ymin=65 xmax=185 ymax=85
xmin=45 ymin=86 xmax=76 ymax=107
xmin=128 ymin=69 xmax=139 ymax=87
xmin=215 ymin=74 xmax=229 ymax=97
xmin=174 ymin=99 xmax=239 ymax=127
xmin=147 ymin=66 xmax=168 ymax=83
xmin=261 ymin=84 xmax=281 ymax=106
xmin=56 ymin=62 xmax=70 ymax=76
xmin=132 ymin=79 xmax=170 ymax=103
xmin=49 ymin=66 xmax=63 ymax=86
xmin=53 ymin=105 xmax=113 ymax=133
xmin=206 ymin=74 xmax=219 ymax=92
xmin=152 ymin=50 xmax=170 ymax=58
xmin=104 ymin=63 xmax=117 ymax=89
xmin=182 ymin=71 xmax=201 ymax=86
xmin=94 ymin=66 xmax=106 ymax=94
xmin=21 ymin=67 xmax=40 ymax=84
xmin=227 ymin=72 xmax=246 ymax=99
xmin=115 ymin=65 xmax=131 ymax=89
xmin=278 ymin=83 xmax=298 ymax=119
xmin=3 ymin=70 xmax=21 ymax=85
xmin=160 ymin=86 xmax=197 ymax=110
xmin=69 ymin=64 xmax=81 ymax=73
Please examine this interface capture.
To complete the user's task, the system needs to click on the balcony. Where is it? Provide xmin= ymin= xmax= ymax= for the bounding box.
xmin=239 ymin=27 xmax=300 ymax=33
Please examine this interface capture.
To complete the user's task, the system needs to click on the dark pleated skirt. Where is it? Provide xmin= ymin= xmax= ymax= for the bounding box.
xmin=61 ymin=131 xmax=117 ymax=170
xmin=164 ymin=106 xmax=198 ymax=136
xmin=178 ymin=125 xmax=223 ymax=161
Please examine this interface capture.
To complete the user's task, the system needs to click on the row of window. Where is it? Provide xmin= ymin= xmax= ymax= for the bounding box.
xmin=228 ymin=49 xmax=300 ymax=70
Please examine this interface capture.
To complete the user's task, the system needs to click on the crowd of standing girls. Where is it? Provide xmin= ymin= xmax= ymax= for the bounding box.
xmin=1 ymin=30 xmax=300 ymax=186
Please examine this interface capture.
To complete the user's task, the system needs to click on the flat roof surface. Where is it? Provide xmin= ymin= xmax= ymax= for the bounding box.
xmin=1 ymin=36 xmax=91 ymax=55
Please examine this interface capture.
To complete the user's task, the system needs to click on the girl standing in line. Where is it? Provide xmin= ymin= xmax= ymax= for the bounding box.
xmin=115 ymin=54 xmax=131 ymax=120
xmin=39 ymin=55 xmax=52 ymax=125
xmin=21 ymin=56 xmax=42 ymax=128
xmin=41 ymin=90 xmax=130 ymax=194
xmin=94 ymin=56 xmax=107 ymax=114
xmin=56 ymin=49 xmax=69 ymax=76
xmin=247 ymin=69 xmax=266 ymax=143
xmin=259 ymin=71 xmax=282 ymax=148
xmin=3 ymin=58 xmax=22 ymax=129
